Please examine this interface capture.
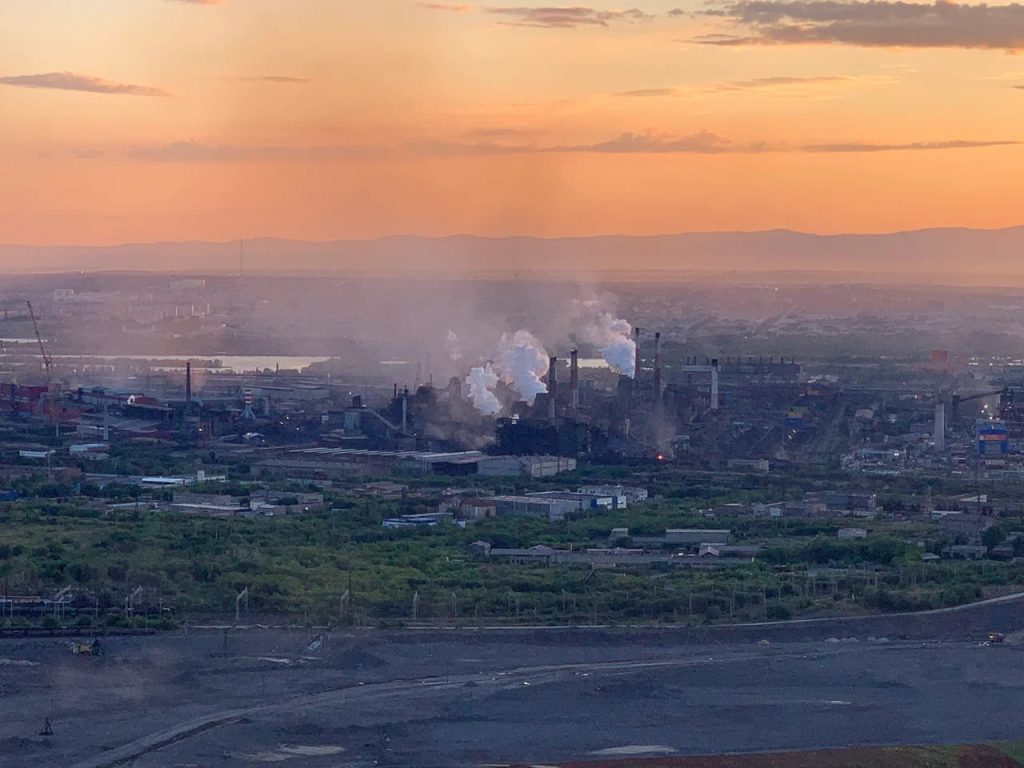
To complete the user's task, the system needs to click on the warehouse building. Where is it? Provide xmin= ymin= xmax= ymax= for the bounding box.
xmin=493 ymin=495 xmax=581 ymax=521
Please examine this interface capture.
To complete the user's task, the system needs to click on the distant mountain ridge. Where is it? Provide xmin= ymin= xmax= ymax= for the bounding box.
xmin=3 ymin=226 xmax=1024 ymax=282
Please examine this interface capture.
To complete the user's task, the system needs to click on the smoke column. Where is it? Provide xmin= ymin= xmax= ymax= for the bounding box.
xmin=445 ymin=330 xmax=463 ymax=361
xmin=495 ymin=330 xmax=549 ymax=403
xmin=466 ymin=364 xmax=501 ymax=415
xmin=583 ymin=313 xmax=636 ymax=378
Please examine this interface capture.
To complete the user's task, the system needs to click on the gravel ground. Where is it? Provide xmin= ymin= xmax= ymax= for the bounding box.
xmin=3 ymin=596 xmax=1024 ymax=768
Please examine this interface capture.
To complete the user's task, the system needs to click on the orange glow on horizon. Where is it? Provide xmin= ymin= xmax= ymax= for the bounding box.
xmin=2 ymin=1 xmax=1024 ymax=246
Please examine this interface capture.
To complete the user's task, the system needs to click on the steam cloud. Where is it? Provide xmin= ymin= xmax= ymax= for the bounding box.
xmin=495 ymin=330 xmax=550 ymax=404
xmin=466 ymin=364 xmax=501 ymax=415
xmin=583 ymin=313 xmax=636 ymax=377
xmin=445 ymin=329 xmax=463 ymax=361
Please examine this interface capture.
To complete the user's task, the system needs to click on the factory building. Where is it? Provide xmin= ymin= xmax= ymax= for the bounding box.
xmin=664 ymin=529 xmax=732 ymax=545
xmin=286 ymin=447 xmax=486 ymax=475
xmin=492 ymin=495 xmax=581 ymax=521
xmin=277 ymin=447 xmax=576 ymax=478
xmin=578 ymin=485 xmax=648 ymax=507
xmin=978 ymin=420 xmax=1010 ymax=456
xmin=937 ymin=512 xmax=994 ymax=542
xmin=527 ymin=490 xmax=618 ymax=511
xmin=477 ymin=455 xmax=577 ymax=478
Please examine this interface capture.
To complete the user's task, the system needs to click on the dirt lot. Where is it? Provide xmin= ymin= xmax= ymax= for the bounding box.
xmin=3 ymin=595 xmax=1024 ymax=768
xmin=558 ymin=745 xmax=1024 ymax=768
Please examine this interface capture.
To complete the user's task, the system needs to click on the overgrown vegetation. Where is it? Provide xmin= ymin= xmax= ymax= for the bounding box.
xmin=2 ymin=480 xmax=1022 ymax=628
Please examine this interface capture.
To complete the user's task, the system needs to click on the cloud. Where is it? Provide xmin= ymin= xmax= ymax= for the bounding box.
xmin=412 ymin=130 xmax=1020 ymax=155
xmin=487 ymin=6 xmax=654 ymax=28
xmin=0 ymin=72 xmax=168 ymax=97
xmin=613 ymin=75 xmax=891 ymax=99
xmin=614 ymin=87 xmax=677 ymax=97
xmin=167 ymin=0 xmax=223 ymax=4
xmin=421 ymin=2 xmax=473 ymax=10
xmin=554 ymin=130 xmax=742 ymax=153
xmin=700 ymin=0 xmax=1024 ymax=51
xmin=803 ymin=139 xmax=1020 ymax=152
xmin=60 ymin=133 xmax=1020 ymax=163
xmin=224 ymin=75 xmax=311 ymax=84
xmin=710 ymin=75 xmax=849 ymax=91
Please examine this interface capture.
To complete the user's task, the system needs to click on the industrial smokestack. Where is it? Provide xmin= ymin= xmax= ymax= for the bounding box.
xmin=548 ymin=356 xmax=558 ymax=420
xmin=934 ymin=400 xmax=946 ymax=452
xmin=633 ymin=327 xmax=642 ymax=383
xmin=710 ymin=358 xmax=720 ymax=411
xmin=654 ymin=332 xmax=662 ymax=402
xmin=185 ymin=361 xmax=192 ymax=416
xmin=402 ymin=388 xmax=409 ymax=433
xmin=570 ymin=349 xmax=579 ymax=412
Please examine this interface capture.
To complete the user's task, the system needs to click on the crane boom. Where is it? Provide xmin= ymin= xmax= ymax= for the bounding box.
xmin=25 ymin=301 xmax=52 ymax=379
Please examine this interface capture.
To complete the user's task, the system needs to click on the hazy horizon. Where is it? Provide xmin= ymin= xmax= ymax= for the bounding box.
xmin=7 ymin=225 xmax=1024 ymax=284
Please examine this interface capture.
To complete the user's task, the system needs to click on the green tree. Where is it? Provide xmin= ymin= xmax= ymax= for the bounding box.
xmin=983 ymin=526 xmax=1007 ymax=551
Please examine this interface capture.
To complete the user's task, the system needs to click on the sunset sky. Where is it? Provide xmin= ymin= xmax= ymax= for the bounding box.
xmin=3 ymin=0 xmax=1024 ymax=244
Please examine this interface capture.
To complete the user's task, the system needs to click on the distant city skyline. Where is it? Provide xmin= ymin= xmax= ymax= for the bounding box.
xmin=3 ymin=1 xmax=1024 ymax=247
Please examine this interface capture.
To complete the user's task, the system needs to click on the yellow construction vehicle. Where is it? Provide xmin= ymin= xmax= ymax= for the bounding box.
xmin=71 ymin=639 xmax=99 ymax=655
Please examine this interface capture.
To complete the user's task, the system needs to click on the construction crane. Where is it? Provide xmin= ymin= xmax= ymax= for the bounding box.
xmin=25 ymin=301 xmax=52 ymax=380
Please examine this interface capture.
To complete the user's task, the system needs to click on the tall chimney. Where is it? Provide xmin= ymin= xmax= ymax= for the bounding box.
xmin=654 ymin=332 xmax=663 ymax=402
xmin=934 ymin=400 xmax=946 ymax=452
xmin=548 ymin=356 xmax=558 ymax=420
xmin=570 ymin=349 xmax=580 ymax=412
xmin=185 ymin=361 xmax=192 ymax=416
xmin=710 ymin=358 xmax=720 ymax=411
xmin=633 ymin=326 xmax=642 ymax=381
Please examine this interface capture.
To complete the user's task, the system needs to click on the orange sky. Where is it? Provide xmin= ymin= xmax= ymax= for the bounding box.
xmin=2 ymin=0 xmax=1024 ymax=245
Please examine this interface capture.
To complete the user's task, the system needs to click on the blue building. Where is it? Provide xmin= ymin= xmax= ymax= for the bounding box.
xmin=978 ymin=420 xmax=1009 ymax=456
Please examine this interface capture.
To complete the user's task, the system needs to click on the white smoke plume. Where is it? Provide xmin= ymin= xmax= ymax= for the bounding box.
xmin=445 ymin=330 xmax=463 ymax=361
xmin=495 ymin=330 xmax=549 ymax=403
xmin=466 ymin=364 xmax=501 ymax=415
xmin=582 ymin=313 xmax=636 ymax=378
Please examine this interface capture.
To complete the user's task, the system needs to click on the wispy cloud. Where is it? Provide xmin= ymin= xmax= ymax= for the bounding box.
xmin=56 ymin=132 xmax=1020 ymax=163
xmin=614 ymin=75 xmax=892 ymax=99
xmin=421 ymin=2 xmax=473 ymax=11
xmin=710 ymin=75 xmax=848 ymax=91
xmin=614 ymin=88 xmax=676 ymax=97
xmin=0 ymin=72 xmax=168 ymax=97
xmin=487 ymin=6 xmax=654 ymax=28
xmin=223 ymin=75 xmax=311 ymax=84
xmin=554 ymin=130 xmax=741 ymax=153
xmin=700 ymin=0 xmax=1024 ymax=51
xmin=803 ymin=139 xmax=1020 ymax=152
xmin=412 ymin=130 xmax=1020 ymax=156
